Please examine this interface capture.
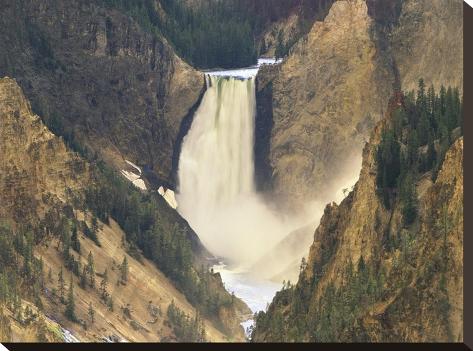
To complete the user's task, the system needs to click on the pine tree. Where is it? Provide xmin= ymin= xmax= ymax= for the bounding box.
xmin=275 ymin=29 xmax=285 ymax=60
xmin=100 ymin=269 xmax=108 ymax=300
xmin=416 ymin=78 xmax=426 ymax=113
xmin=91 ymin=216 xmax=99 ymax=236
xmin=58 ymin=267 xmax=65 ymax=303
xmin=80 ymin=266 xmax=87 ymax=289
xmin=400 ymin=172 xmax=418 ymax=226
xmin=71 ymin=224 xmax=80 ymax=253
xmin=88 ymin=302 xmax=95 ymax=323
xmin=120 ymin=256 xmax=129 ymax=284
xmin=107 ymin=296 xmax=114 ymax=312
xmin=406 ymin=129 xmax=419 ymax=167
xmin=86 ymin=251 xmax=95 ymax=288
xmin=65 ymin=275 xmax=76 ymax=321
xmin=425 ymin=131 xmax=437 ymax=172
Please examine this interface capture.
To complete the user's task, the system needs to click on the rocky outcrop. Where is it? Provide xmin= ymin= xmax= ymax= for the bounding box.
xmin=251 ymin=101 xmax=463 ymax=342
xmin=0 ymin=0 xmax=204 ymax=186
xmin=391 ymin=0 xmax=463 ymax=92
xmin=255 ymin=0 xmax=463 ymax=209
xmin=0 ymin=77 xmax=248 ymax=342
xmin=256 ymin=0 xmax=394 ymax=207
xmin=0 ymin=77 xmax=89 ymax=222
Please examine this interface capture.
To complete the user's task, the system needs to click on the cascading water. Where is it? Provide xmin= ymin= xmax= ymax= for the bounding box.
xmin=177 ymin=72 xmax=290 ymax=267
xmin=175 ymin=59 xmax=360 ymax=331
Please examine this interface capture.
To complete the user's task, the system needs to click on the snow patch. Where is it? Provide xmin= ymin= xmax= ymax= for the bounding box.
xmin=125 ymin=160 xmax=142 ymax=175
xmin=158 ymin=186 xmax=178 ymax=209
xmin=121 ymin=160 xmax=147 ymax=190
xmin=62 ymin=327 xmax=80 ymax=343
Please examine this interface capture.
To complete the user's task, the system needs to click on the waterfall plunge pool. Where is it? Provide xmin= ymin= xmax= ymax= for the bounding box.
xmin=212 ymin=263 xmax=282 ymax=337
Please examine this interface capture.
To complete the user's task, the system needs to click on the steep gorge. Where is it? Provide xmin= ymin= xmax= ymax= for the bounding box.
xmin=255 ymin=0 xmax=463 ymax=209
xmin=0 ymin=0 xmax=204 ymax=187
xmin=0 ymin=77 xmax=248 ymax=342
xmin=252 ymin=89 xmax=463 ymax=342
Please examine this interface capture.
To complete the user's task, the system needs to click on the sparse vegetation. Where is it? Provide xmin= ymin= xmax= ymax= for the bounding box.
xmin=166 ymin=301 xmax=206 ymax=342
xmin=252 ymin=81 xmax=463 ymax=342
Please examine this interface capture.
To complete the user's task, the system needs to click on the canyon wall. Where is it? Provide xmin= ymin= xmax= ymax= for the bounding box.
xmin=0 ymin=77 xmax=248 ymax=342
xmin=0 ymin=0 xmax=204 ymax=186
xmin=252 ymin=96 xmax=463 ymax=341
xmin=255 ymin=0 xmax=463 ymax=209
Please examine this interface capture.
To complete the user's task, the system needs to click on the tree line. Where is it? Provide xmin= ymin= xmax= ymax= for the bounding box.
xmin=376 ymin=80 xmax=462 ymax=229
xmin=252 ymin=81 xmax=462 ymax=342
xmin=102 ymin=0 xmax=257 ymax=68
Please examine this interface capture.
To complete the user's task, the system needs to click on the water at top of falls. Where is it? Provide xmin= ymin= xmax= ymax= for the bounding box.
xmin=176 ymin=59 xmax=291 ymax=268
xmin=203 ymin=57 xmax=282 ymax=79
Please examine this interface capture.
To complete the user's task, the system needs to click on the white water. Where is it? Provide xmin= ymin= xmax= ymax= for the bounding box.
xmin=176 ymin=59 xmax=290 ymax=332
xmin=213 ymin=263 xmax=281 ymax=336
xmin=176 ymin=57 xmax=360 ymax=333
xmin=177 ymin=61 xmax=292 ymax=267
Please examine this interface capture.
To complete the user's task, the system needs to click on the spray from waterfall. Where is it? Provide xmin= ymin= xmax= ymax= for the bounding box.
xmin=177 ymin=74 xmax=295 ymax=268
xmin=176 ymin=62 xmax=361 ymax=277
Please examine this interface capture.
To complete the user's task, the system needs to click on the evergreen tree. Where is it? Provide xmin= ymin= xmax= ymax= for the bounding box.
xmin=424 ymin=130 xmax=437 ymax=172
xmin=400 ymin=172 xmax=417 ymax=226
xmin=65 ymin=275 xmax=76 ymax=321
xmin=107 ymin=296 xmax=114 ymax=312
xmin=58 ymin=267 xmax=65 ymax=303
xmin=71 ymin=224 xmax=80 ymax=253
xmin=86 ymin=251 xmax=95 ymax=288
xmin=100 ymin=269 xmax=108 ymax=301
xmin=88 ymin=302 xmax=95 ymax=323
xmin=120 ymin=256 xmax=129 ymax=284
xmin=80 ymin=266 xmax=88 ymax=289
xmin=406 ymin=129 xmax=419 ymax=167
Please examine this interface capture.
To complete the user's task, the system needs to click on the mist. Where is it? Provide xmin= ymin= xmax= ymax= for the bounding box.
xmin=176 ymin=72 xmax=363 ymax=278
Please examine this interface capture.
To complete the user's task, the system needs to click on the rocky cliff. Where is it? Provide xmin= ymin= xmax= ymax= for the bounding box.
xmin=0 ymin=0 xmax=204 ymax=187
xmin=0 ymin=77 xmax=248 ymax=342
xmin=251 ymin=91 xmax=463 ymax=341
xmin=255 ymin=0 xmax=463 ymax=209
xmin=0 ymin=77 xmax=90 ymax=223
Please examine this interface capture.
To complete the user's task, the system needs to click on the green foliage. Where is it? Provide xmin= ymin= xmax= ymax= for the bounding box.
xmin=86 ymin=251 xmax=95 ymax=288
xmin=376 ymin=81 xmax=462 ymax=222
xmin=399 ymin=172 xmax=417 ymax=226
xmin=65 ymin=275 xmax=77 ymax=322
xmin=84 ymin=164 xmax=230 ymax=317
xmin=253 ymin=80 xmax=462 ymax=342
xmin=57 ymin=268 xmax=65 ymax=303
xmin=82 ymin=218 xmax=100 ymax=246
xmin=88 ymin=302 xmax=95 ymax=323
xmin=120 ymin=256 xmax=129 ymax=284
xmin=166 ymin=301 xmax=206 ymax=342
xmin=376 ymin=129 xmax=401 ymax=207
xmin=70 ymin=223 xmax=80 ymax=254
xmin=102 ymin=0 xmax=257 ymax=69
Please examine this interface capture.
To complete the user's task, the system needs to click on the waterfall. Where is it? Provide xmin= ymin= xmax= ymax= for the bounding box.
xmin=177 ymin=74 xmax=288 ymax=267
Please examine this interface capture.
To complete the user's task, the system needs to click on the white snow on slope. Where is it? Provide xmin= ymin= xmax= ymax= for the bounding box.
xmin=121 ymin=160 xmax=147 ymax=191
xmin=158 ymin=186 xmax=178 ymax=209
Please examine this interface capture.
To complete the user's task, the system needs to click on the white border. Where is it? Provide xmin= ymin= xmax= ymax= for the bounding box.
xmin=465 ymin=0 xmax=473 ymax=8
xmin=0 ymin=344 xmax=9 ymax=351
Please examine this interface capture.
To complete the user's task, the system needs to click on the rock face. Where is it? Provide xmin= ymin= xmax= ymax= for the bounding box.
xmin=0 ymin=0 xmax=204 ymax=186
xmin=0 ymin=77 xmax=89 ymax=222
xmin=251 ymin=105 xmax=463 ymax=341
xmin=0 ymin=77 xmax=248 ymax=342
xmin=391 ymin=0 xmax=463 ymax=92
xmin=255 ymin=0 xmax=463 ymax=208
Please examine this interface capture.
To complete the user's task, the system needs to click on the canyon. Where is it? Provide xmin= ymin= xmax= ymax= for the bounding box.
xmin=0 ymin=0 xmax=464 ymax=343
